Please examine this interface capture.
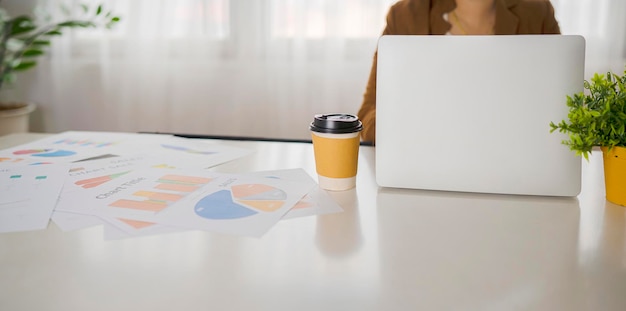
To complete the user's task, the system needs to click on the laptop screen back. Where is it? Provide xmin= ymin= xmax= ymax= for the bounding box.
xmin=375 ymin=35 xmax=585 ymax=196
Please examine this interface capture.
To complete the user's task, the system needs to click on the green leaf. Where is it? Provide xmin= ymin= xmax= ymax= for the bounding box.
xmin=22 ymin=49 xmax=44 ymax=57
xmin=13 ymin=61 xmax=37 ymax=71
xmin=45 ymin=30 xmax=63 ymax=36
xmin=582 ymin=152 xmax=589 ymax=161
xmin=58 ymin=21 xmax=95 ymax=28
xmin=32 ymin=40 xmax=50 ymax=46
xmin=549 ymin=66 xmax=626 ymax=151
xmin=9 ymin=16 xmax=36 ymax=36
xmin=1 ymin=3 xmax=120 ymax=90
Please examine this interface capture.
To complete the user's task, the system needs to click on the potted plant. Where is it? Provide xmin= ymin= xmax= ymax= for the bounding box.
xmin=550 ymin=68 xmax=626 ymax=206
xmin=0 ymin=2 xmax=119 ymax=135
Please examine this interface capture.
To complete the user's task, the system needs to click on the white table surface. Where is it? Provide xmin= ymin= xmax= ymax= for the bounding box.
xmin=0 ymin=133 xmax=624 ymax=311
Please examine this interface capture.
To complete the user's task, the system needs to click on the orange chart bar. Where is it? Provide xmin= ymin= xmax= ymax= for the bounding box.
xmin=134 ymin=191 xmax=183 ymax=202
xmin=110 ymin=199 xmax=168 ymax=212
xmin=75 ymin=175 xmax=110 ymax=188
xmin=118 ymin=218 xmax=155 ymax=229
xmin=155 ymin=183 xmax=199 ymax=192
xmin=232 ymin=184 xmax=276 ymax=198
xmin=237 ymin=200 xmax=285 ymax=212
xmin=159 ymin=175 xmax=212 ymax=185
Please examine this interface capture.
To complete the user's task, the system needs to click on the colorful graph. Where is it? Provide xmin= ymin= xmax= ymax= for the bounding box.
xmin=75 ymin=171 xmax=132 ymax=189
xmin=152 ymin=164 xmax=177 ymax=169
xmin=117 ymin=218 xmax=156 ymax=229
xmin=194 ymin=184 xmax=287 ymax=220
xmin=13 ymin=149 xmax=76 ymax=157
xmin=5 ymin=175 xmax=46 ymax=180
xmin=13 ymin=149 xmax=48 ymax=155
xmin=54 ymin=138 xmax=117 ymax=148
xmin=155 ymin=175 xmax=210 ymax=192
xmin=0 ymin=157 xmax=24 ymax=163
xmin=109 ymin=174 xmax=212 ymax=212
xmin=1 ymin=157 xmax=51 ymax=165
xmin=161 ymin=144 xmax=217 ymax=155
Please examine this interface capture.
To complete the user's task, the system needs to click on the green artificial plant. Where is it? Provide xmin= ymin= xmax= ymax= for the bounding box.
xmin=550 ymin=68 xmax=626 ymax=159
xmin=0 ymin=1 xmax=120 ymax=105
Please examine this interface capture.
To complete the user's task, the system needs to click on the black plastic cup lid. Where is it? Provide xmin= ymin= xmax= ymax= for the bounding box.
xmin=310 ymin=113 xmax=363 ymax=134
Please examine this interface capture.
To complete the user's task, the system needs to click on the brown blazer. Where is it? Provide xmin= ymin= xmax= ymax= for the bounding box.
xmin=357 ymin=0 xmax=561 ymax=143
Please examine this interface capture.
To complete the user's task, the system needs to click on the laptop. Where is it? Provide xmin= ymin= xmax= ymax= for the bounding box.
xmin=375 ymin=35 xmax=585 ymax=196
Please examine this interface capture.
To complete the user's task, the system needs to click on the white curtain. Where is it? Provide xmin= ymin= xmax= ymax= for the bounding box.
xmin=22 ymin=0 xmax=395 ymax=138
xmin=9 ymin=0 xmax=626 ymax=138
xmin=551 ymin=0 xmax=626 ymax=76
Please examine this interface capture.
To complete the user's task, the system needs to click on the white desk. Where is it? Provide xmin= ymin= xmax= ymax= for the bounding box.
xmin=1 ymin=133 xmax=624 ymax=311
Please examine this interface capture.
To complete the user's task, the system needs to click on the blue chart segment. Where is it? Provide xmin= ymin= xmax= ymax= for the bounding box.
xmin=195 ymin=190 xmax=257 ymax=219
xmin=194 ymin=184 xmax=287 ymax=220
xmin=32 ymin=150 xmax=76 ymax=157
xmin=13 ymin=149 xmax=76 ymax=157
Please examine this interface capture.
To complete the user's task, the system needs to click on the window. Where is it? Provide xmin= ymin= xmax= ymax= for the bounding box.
xmin=270 ymin=0 xmax=395 ymax=38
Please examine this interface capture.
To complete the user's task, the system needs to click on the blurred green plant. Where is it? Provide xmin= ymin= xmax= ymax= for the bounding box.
xmin=0 ymin=1 xmax=120 ymax=93
xmin=550 ymin=68 xmax=626 ymax=159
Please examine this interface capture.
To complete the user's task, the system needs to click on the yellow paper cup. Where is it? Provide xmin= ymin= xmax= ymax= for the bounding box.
xmin=602 ymin=146 xmax=626 ymax=206
xmin=310 ymin=114 xmax=363 ymax=191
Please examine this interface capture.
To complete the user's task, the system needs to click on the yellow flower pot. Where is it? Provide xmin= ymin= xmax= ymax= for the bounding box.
xmin=601 ymin=146 xmax=626 ymax=207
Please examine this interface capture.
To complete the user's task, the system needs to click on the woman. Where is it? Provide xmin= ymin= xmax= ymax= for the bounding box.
xmin=357 ymin=0 xmax=561 ymax=143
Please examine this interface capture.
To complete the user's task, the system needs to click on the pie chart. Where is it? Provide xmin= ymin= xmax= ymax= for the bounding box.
xmin=194 ymin=184 xmax=287 ymax=220
xmin=13 ymin=149 xmax=77 ymax=157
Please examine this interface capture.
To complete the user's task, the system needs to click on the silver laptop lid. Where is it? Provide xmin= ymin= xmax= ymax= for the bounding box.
xmin=375 ymin=35 xmax=585 ymax=196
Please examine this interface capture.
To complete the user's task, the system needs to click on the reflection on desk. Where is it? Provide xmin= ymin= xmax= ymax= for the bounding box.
xmin=378 ymin=188 xmax=580 ymax=310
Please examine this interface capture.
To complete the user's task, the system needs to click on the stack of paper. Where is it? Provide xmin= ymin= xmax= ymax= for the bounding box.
xmin=0 ymin=131 xmax=342 ymax=239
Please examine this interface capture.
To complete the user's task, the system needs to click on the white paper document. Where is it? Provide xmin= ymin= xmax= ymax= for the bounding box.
xmin=57 ymin=167 xmax=316 ymax=237
xmin=152 ymin=174 xmax=315 ymax=237
xmin=100 ymin=169 xmax=342 ymax=240
xmin=51 ymin=211 xmax=104 ymax=232
xmin=1 ymin=132 xmax=343 ymax=238
xmin=0 ymin=131 xmax=252 ymax=168
xmin=0 ymin=164 xmax=69 ymax=233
